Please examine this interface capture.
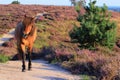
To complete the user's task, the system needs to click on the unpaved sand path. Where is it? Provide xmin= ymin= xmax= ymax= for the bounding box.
xmin=0 ymin=60 xmax=81 ymax=80
xmin=0 ymin=29 xmax=15 ymax=46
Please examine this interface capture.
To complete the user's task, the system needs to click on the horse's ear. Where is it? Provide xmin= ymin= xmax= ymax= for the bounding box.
xmin=32 ymin=16 xmax=36 ymax=21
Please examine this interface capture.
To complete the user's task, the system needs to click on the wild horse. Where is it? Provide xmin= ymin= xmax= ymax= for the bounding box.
xmin=15 ymin=15 xmax=37 ymax=72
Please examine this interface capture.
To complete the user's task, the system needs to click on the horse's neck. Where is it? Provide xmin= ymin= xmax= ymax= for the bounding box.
xmin=19 ymin=22 xmax=36 ymax=36
xmin=29 ymin=24 xmax=36 ymax=36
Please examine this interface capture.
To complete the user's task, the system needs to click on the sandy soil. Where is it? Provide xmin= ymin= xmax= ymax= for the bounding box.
xmin=0 ymin=29 xmax=15 ymax=46
xmin=0 ymin=60 xmax=81 ymax=80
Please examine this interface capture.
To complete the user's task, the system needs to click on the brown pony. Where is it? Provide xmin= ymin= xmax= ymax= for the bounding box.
xmin=15 ymin=15 xmax=37 ymax=72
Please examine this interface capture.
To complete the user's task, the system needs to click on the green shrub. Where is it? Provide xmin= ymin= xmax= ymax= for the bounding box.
xmin=11 ymin=0 xmax=20 ymax=4
xmin=0 ymin=54 xmax=10 ymax=63
xmin=70 ymin=0 xmax=116 ymax=49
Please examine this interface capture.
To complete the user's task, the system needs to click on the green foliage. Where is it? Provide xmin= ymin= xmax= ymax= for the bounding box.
xmin=70 ymin=0 xmax=116 ymax=49
xmin=81 ymin=75 xmax=91 ymax=80
xmin=0 ymin=54 xmax=10 ymax=63
xmin=11 ymin=0 xmax=20 ymax=4
xmin=75 ymin=2 xmax=81 ymax=13
xmin=34 ymin=22 xmax=50 ymax=49
xmin=34 ymin=37 xmax=49 ymax=49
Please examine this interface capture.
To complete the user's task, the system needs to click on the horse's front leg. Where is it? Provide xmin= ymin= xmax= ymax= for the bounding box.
xmin=20 ymin=44 xmax=26 ymax=72
xmin=27 ymin=45 xmax=33 ymax=71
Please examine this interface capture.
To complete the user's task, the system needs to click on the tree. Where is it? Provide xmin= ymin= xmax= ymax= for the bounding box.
xmin=70 ymin=0 xmax=86 ymax=6
xmin=75 ymin=0 xmax=86 ymax=13
xmin=70 ymin=0 xmax=116 ymax=49
xmin=11 ymin=0 xmax=20 ymax=4
xmin=70 ymin=0 xmax=76 ymax=6
xmin=70 ymin=0 xmax=86 ymax=13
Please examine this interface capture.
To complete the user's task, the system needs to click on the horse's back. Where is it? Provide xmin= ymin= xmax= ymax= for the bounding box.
xmin=15 ymin=22 xmax=23 ymax=41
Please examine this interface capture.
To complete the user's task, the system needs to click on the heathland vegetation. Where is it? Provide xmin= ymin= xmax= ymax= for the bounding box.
xmin=0 ymin=0 xmax=120 ymax=80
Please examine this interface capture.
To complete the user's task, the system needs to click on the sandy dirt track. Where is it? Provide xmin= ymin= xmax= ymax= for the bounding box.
xmin=0 ymin=29 xmax=15 ymax=46
xmin=0 ymin=60 xmax=81 ymax=80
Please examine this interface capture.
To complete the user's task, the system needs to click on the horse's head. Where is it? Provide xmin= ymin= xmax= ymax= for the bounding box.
xmin=22 ymin=15 xmax=35 ymax=38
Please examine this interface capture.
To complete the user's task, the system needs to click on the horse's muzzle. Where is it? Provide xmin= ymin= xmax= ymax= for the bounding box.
xmin=23 ymin=33 xmax=28 ymax=39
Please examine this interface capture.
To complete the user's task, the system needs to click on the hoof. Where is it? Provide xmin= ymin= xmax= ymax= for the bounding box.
xmin=22 ymin=69 xmax=26 ymax=72
xmin=28 ymin=68 xmax=32 ymax=71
